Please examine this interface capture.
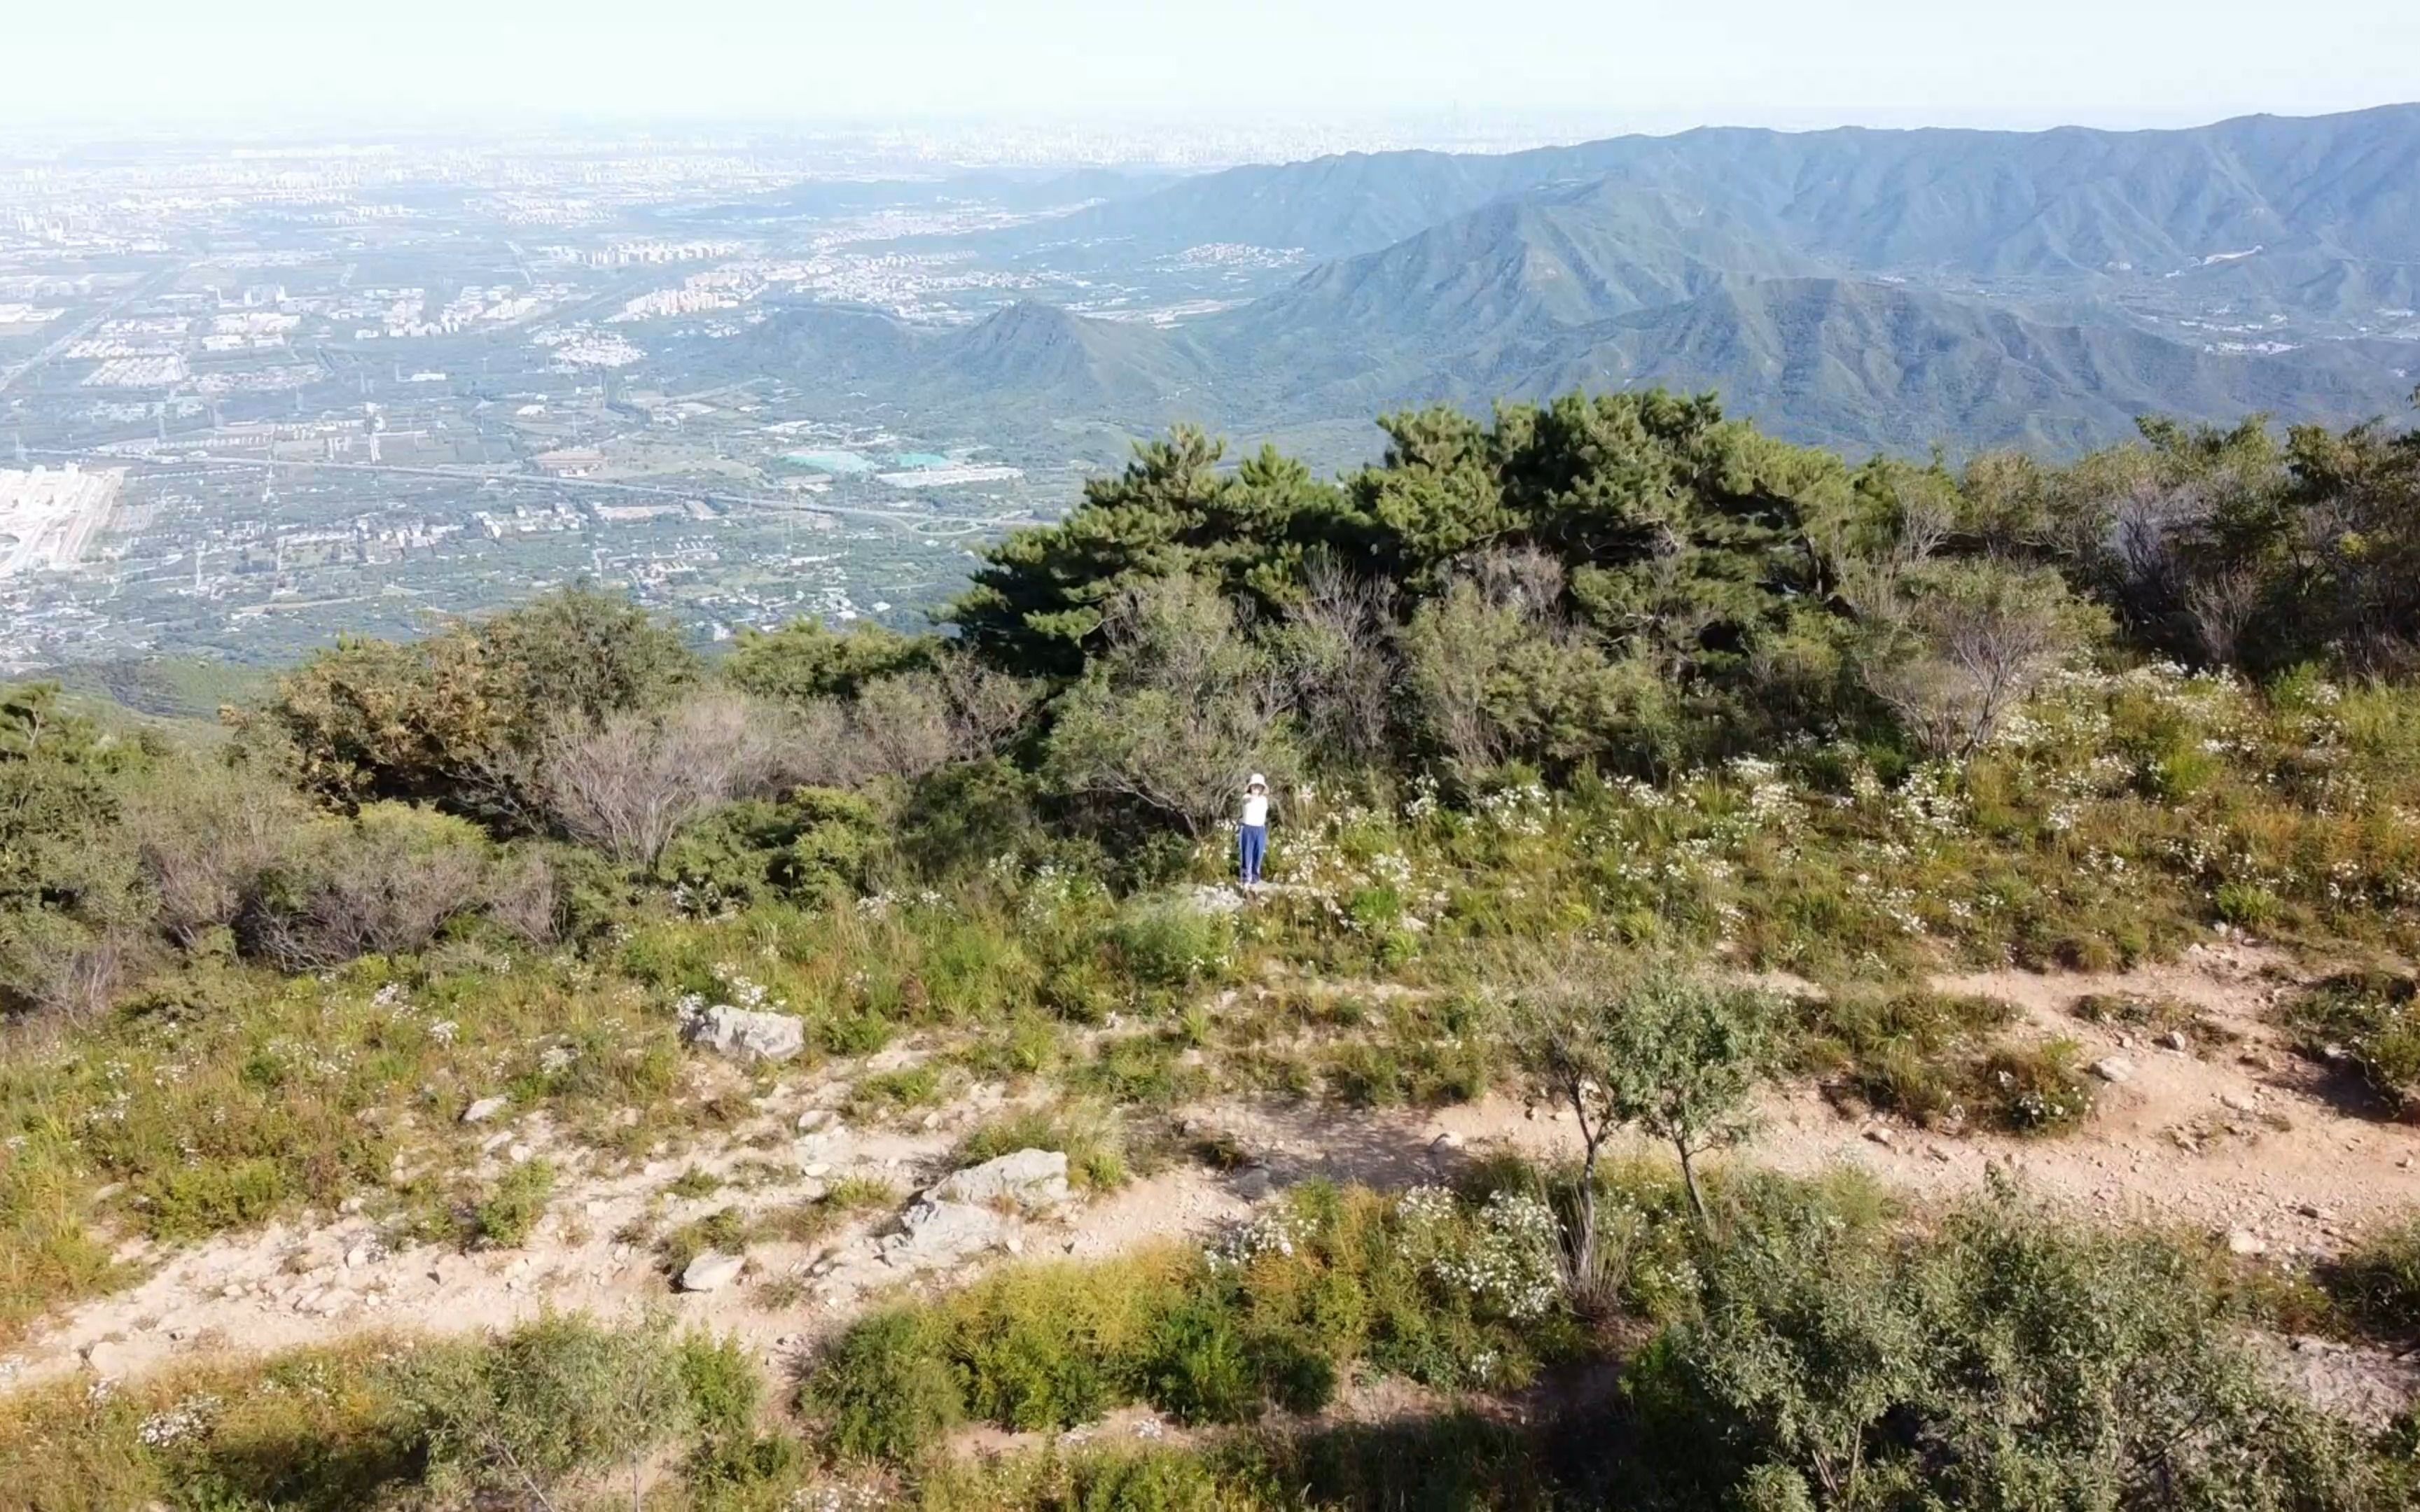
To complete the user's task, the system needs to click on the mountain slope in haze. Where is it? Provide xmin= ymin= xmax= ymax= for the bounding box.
xmin=1038 ymin=104 xmax=2420 ymax=304
xmin=737 ymin=106 xmax=2420 ymax=458
xmin=1522 ymin=278 xmax=2418 ymax=454
xmin=738 ymin=300 xmax=1212 ymax=426
xmin=1202 ymin=180 xmax=1824 ymax=389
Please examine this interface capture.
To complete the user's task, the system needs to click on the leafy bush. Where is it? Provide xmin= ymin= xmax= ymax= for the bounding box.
xmin=798 ymin=1185 xmax=1583 ymax=1464
xmin=1629 ymin=1189 xmax=2386 ymax=1511
xmin=2281 ymin=972 xmax=2420 ymax=1113
xmin=468 ymin=1158 xmax=555 ymax=1249
xmin=805 ymin=1308 xmax=964 ymax=1462
xmin=238 ymin=803 xmax=492 ymax=969
xmin=396 ymin=1312 xmax=696 ymax=1503
xmin=2325 ymin=1212 xmax=2420 ymax=1338
xmin=1973 ymin=1040 xmax=2096 ymax=1134
xmin=1110 ymin=892 xmax=1233 ymax=987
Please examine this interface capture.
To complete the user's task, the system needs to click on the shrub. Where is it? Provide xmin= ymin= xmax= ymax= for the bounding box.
xmin=2325 ymin=1212 xmax=2420 ymax=1338
xmin=1040 ymin=575 xmax=1297 ymax=836
xmin=1973 ymin=1040 xmax=2096 ymax=1134
xmin=239 ymin=803 xmax=492 ymax=968
xmin=2281 ymin=972 xmax=2420 ymax=1113
xmin=468 ymin=1159 xmax=555 ymax=1249
xmin=805 ymin=1308 xmax=963 ymax=1461
xmin=1629 ymin=1189 xmax=2385 ymax=1511
xmin=1111 ymin=893 xmax=1233 ymax=987
xmin=534 ymin=691 xmax=793 ymax=869
xmin=396 ymin=1312 xmax=695 ymax=1503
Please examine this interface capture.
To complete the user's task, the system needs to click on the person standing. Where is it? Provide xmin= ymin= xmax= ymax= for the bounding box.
xmin=1238 ymin=774 xmax=1270 ymax=890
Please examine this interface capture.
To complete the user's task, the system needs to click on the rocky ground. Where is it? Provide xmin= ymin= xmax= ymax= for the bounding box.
xmin=7 ymin=948 xmax=2417 ymax=1426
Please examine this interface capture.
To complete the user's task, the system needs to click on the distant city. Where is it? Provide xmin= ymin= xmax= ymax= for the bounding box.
xmin=0 ymin=128 xmax=1259 ymax=677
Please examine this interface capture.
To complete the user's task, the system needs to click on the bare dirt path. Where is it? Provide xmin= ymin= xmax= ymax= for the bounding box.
xmin=8 ymin=953 xmax=2418 ymax=1400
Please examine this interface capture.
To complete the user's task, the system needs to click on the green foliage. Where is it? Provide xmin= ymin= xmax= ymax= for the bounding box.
xmin=1629 ymin=1186 xmax=2389 ymax=1511
xmin=721 ymin=617 xmax=931 ymax=704
xmin=799 ymin=1184 xmax=1582 ymax=1465
xmin=952 ymin=428 xmax=1347 ymax=679
xmin=1109 ymin=892 xmax=1234 ymax=987
xmin=0 ymin=683 xmax=149 ymax=1016
xmin=1797 ymin=986 xmax=2017 ymax=1128
xmin=1041 ymin=574 xmax=1298 ymax=834
xmin=2325 ymin=1212 xmax=2420 ymax=1338
xmin=2281 ymin=972 xmax=2420 ymax=1112
xmin=1515 ymin=959 xmax=1783 ymax=1220
xmin=396 ymin=1312 xmax=696 ymax=1503
xmin=658 ymin=785 xmax=889 ymax=906
xmin=248 ymin=583 xmax=695 ymax=808
xmin=805 ymin=1308 xmax=964 ymax=1461
xmin=468 ymin=1158 xmax=555 ymax=1248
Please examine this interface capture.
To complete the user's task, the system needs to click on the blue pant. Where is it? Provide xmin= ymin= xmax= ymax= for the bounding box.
xmin=1238 ymin=824 xmax=1267 ymax=886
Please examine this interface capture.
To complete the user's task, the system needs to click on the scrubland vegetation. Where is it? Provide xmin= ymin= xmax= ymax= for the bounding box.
xmin=5 ymin=391 xmax=2420 ymax=1507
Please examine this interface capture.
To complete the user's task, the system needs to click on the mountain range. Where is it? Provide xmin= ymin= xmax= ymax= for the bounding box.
xmin=735 ymin=105 xmax=2420 ymax=456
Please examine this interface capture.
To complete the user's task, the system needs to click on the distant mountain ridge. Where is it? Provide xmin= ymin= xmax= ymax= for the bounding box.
xmin=1036 ymin=104 xmax=2420 ymax=280
xmin=739 ymin=105 xmax=2420 ymax=456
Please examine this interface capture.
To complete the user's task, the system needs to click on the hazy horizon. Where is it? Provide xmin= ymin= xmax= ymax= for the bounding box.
xmin=9 ymin=0 xmax=2419 ymax=148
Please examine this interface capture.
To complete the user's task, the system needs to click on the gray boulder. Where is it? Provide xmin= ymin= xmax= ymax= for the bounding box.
xmin=931 ymin=1148 xmax=1070 ymax=1211
xmin=880 ymin=1197 xmax=1013 ymax=1267
xmin=681 ymin=1003 xmax=805 ymax=1064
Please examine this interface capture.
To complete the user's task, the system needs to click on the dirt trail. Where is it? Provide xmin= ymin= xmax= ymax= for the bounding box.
xmin=7 ymin=953 xmax=2419 ymax=1399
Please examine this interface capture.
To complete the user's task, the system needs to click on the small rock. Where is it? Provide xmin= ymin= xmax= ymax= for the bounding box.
xmin=1926 ymin=1144 xmax=1955 ymax=1163
xmin=2090 ymin=1056 xmax=2136 ymax=1085
xmin=460 ymin=1096 xmax=509 ymax=1125
xmin=680 ymin=1250 xmax=746 ymax=1293
xmin=508 ymin=1142 xmax=534 ymax=1163
xmin=2227 ymin=1229 xmax=2268 ymax=1256
xmin=1232 ymin=1165 xmax=1275 ymax=1202
xmin=800 ymin=1162 xmax=830 ymax=1179
xmin=342 ymin=1244 xmax=370 ymax=1269
xmin=2160 ymin=1030 xmax=2190 ymax=1052
xmin=1429 ymin=1131 xmax=1465 ymax=1154
xmin=2220 ymin=1093 xmax=2258 ymax=1114
xmin=919 ymin=1111 xmax=942 ymax=1131
xmin=795 ymin=1110 xmax=834 ymax=1134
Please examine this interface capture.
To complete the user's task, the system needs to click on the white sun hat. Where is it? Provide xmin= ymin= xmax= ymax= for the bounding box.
xmin=1246 ymin=773 xmax=1267 ymax=790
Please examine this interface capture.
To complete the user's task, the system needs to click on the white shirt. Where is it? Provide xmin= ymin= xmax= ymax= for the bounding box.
xmin=1242 ymin=793 xmax=1268 ymax=827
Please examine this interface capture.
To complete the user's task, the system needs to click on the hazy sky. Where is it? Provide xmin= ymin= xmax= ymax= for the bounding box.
xmin=8 ymin=0 xmax=2419 ymax=134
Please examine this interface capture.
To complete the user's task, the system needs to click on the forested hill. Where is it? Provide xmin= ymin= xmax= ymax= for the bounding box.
xmin=729 ymin=106 xmax=2420 ymax=456
xmin=1031 ymin=104 xmax=2420 ymax=270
